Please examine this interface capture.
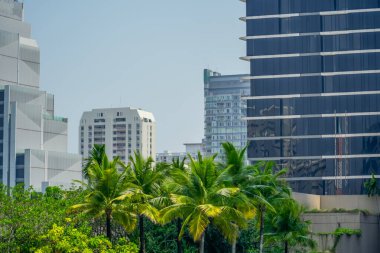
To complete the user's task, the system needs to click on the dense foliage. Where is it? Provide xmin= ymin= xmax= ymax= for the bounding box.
xmin=0 ymin=143 xmax=316 ymax=253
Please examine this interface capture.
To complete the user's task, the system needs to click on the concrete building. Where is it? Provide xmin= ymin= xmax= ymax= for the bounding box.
xmin=203 ymin=69 xmax=250 ymax=162
xmin=242 ymin=0 xmax=380 ymax=194
xmin=294 ymin=192 xmax=380 ymax=253
xmin=156 ymin=143 xmax=204 ymax=163
xmin=79 ymin=108 xmax=156 ymax=163
xmin=0 ymin=0 xmax=82 ymax=191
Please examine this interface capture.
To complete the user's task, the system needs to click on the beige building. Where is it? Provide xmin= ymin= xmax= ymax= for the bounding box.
xmin=79 ymin=107 xmax=156 ymax=163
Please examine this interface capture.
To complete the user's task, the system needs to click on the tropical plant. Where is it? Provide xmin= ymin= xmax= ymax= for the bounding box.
xmin=219 ymin=142 xmax=256 ymax=253
xmin=160 ymin=152 xmax=247 ymax=253
xmin=250 ymin=161 xmax=290 ymax=253
xmin=71 ymin=151 xmax=137 ymax=241
xmin=35 ymin=222 xmax=139 ymax=253
xmin=0 ymin=184 xmax=85 ymax=252
xmin=266 ymin=198 xmax=316 ymax=253
xmin=121 ymin=151 xmax=166 ymax=253
xmin=83 ymin=144 xmax=106 ymax=180
xmin=364 ymin=173 xmax=379 ymax=197
xmin=170 ymin=157 xmax=187 ymax=253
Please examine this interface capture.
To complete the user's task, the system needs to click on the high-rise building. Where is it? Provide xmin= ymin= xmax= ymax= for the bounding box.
xmin=0 ymin=0 xmax=82 ymax=191
xmin=242 ymin=0 xmax=380 ymax=194
xmin=79 ymin=108 xmax=156 ymax=163
xmin=204 ymin=69 xmax=250 ymax=161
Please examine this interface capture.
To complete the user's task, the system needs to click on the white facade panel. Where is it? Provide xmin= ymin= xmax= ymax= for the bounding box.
xmin=0 ymin=30 xmax=18 ymax=58
xmin=0 ymin=54 xmax=17 ymax=83
xmin=25 ymin=149 xmax=82 ymax=192
xmin=18 ymin=60 xmax=40 ymax=88
xmin=0 ymin=15 xmax=31 ymax=37
xmin=0 ymin=0 xmax=83 ymax=191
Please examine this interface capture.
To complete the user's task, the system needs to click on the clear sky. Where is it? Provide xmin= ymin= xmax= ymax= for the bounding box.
xmin=23 ymin=0 xmax=248 ymax=154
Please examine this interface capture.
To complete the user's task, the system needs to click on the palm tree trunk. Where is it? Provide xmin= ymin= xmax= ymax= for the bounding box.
xmin=106 ymin=210 xmax=112 ymax=241
xmin=176 ymin=219 xmax=183 ymax=253
xmin=284 ymin=241 xmax=288 ymax=253
xmin=199 ymin=232 xmax=205 ymax=253
xmin=259 ymin=206 xmax=266 ymax=253
xmin=231 ymin=239 xmax=236 ymax=253
xmin=139 ymin=215 xmax=146 ymax=253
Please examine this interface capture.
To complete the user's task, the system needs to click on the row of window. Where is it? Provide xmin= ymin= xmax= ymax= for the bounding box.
xmin=247 ymin=94 xmax=380 ymax=117
xmin=205 ymin=115 xmax=242 ymax=121
xmin=288 ymin=178 xmax=373 ymax=195
xmin=206 ymin=121 xmax=246 ymax=127
xmin=205 ymin=128 xmax=246 ymax=134
xmin=251 ymin=52 xmax=380 ymax=76
xmin=248 ymin=115 xmax=380 ymax=137
xmin=247 ymin=11 xmax=380 ymax=36
xmin=251 ymin=73 xmax=380 ymax=96
xmin=205 ymin=95 xmax=245 ymax=102
xmin=249 ymin=135 xmax=380 ymax=157
xmin=277 ymin=157 xmax=380 ymax=178
xmin=247 ymin=32 xmax=380 ymax=56
xmin=205 ymin=102 xmax=245 ymax=108
xmin=247 ymin=0 xmax=380 ymax=16
xmin=205 ymin=109 xmax=246 ymax=115
xmin=210 ymin=135 xmax=246 ymax=141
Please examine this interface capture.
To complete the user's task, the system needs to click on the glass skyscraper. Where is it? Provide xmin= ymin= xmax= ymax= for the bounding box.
xmin=242 ymin=0 xmax=380 ymax=194
xmin=204 ymin=69 xmax=250 ymax=162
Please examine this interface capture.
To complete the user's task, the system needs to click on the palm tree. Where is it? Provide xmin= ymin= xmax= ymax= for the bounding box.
xmin=219 ymin=142 xmax=256 ymax=253
xmin=121 ymin=151 xmax=166 ymax=253
xmin=266 ymin=198 xmax=316 ymax=253
xmin=160 ymin=152 xmax=247 ymax=253
xmin=71 ymin=153 xmax=137 ymax=241
xmin=82 ymin=144 xmax=106 ymax=180
xmin=170 ymin=157 xmax=187 ymax=253
xmin=220 ymin=143 xmax=288 ymax=253
xmin=248 ymin=161 xmax=290 ymax=253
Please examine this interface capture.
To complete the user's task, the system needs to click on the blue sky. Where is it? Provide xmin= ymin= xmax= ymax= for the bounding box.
xmin=23 ymin=0 xmax=248 ymax=153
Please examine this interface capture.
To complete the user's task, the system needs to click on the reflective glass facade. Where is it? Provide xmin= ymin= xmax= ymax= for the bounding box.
xmin=244 ymin=0 xmax=380 ymax=194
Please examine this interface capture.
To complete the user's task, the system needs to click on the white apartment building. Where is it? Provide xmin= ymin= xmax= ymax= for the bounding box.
xmin=79 ymin=108 xmax=156 ymax=163
xmin=0 ymin=0 xmax=82 ymax=191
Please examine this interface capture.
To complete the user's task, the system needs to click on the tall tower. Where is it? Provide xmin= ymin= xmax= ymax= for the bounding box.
xmin=0 ymin=0 xmax=82 ymax=191
xmin=242 ymin=0 xmax=380 ymax=194
xmin=203 ymin=69 xmax=250 ymax=162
